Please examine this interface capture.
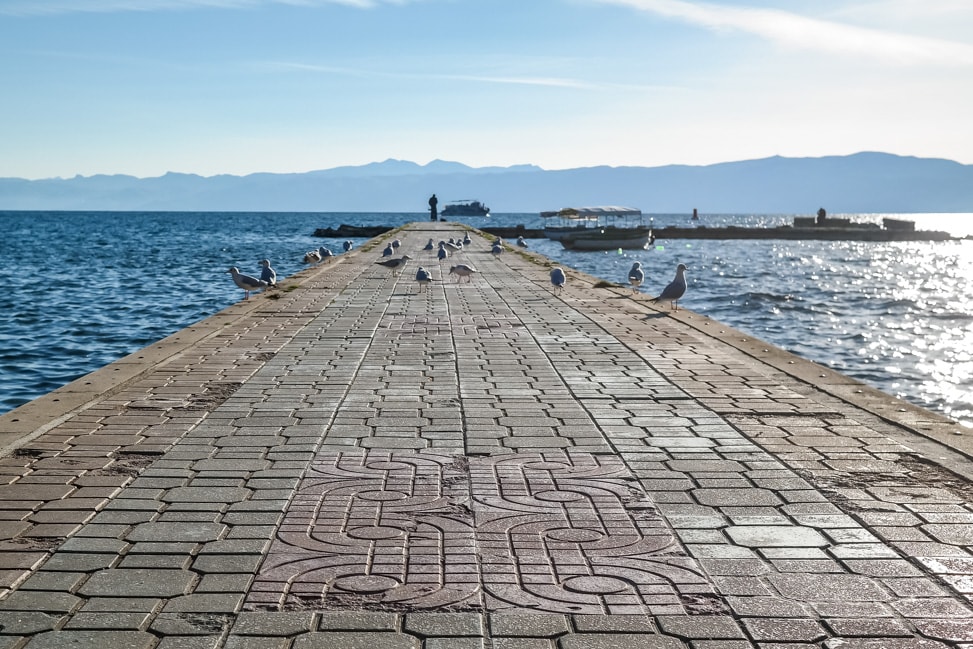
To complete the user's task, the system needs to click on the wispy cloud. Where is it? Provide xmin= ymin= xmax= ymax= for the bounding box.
xmin=593 ymin=0 xmax=973 ymax=66
xmin=0 ymin=0 xmax=380 ymax=16
xmin=262 ymin=60 xmax=597 ymax=89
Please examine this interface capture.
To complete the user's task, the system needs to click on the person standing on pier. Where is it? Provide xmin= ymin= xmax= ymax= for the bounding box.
xmin=429 ymin=194 xmax=439 ymax=221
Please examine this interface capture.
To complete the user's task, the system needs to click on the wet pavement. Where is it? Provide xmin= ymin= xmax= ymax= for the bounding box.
xmin=0 ymin=222 xmax=971 ymax=648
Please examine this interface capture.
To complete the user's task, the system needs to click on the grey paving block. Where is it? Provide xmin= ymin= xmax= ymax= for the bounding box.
xmin=23 ymin=630 xmax=157 ymax=649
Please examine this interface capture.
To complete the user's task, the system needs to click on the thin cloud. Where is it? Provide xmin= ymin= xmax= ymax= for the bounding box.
xmin=262 ymin=61 xmax=596 ymax=89
xmin=0 ymin=0 xmax=378 ymax=16
xmin=594 ymin=0 xmax=973 ymax=66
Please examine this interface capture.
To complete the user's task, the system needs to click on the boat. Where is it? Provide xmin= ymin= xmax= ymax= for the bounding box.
xmin=441 ymin=200 xmax=490 ymax=217
xmin=541 ymin=206 xmax=654 ymax=250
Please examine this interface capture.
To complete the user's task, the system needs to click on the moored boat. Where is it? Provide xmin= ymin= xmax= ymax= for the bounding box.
xmin=542 ymin=206 xmax=654 ymax=250
xmin=442 ymin=200 xmax=490 ymax=217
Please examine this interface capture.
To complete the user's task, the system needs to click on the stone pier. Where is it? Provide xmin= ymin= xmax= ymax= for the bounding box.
xmin=0 ymin=222 xmax=970 ymax=648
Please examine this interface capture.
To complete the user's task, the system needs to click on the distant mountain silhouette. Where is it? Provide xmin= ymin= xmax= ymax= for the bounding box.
xmin=1 ymin=152 xmax=970 ymax=213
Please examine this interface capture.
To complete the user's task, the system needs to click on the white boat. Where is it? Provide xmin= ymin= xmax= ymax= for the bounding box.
xmin=541 ymin=206 xmax=654 ymax=250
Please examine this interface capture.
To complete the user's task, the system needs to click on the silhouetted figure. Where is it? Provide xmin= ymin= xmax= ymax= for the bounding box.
xmin=692 ymin=208 xmax=699 ymax=221
xmin=817 ymin=207 xmax=827 ymax=225
xmin=429 ymin=194 xmax=439 ymax=221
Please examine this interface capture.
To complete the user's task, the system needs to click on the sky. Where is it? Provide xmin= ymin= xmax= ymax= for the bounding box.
xmin=1 ymin=0 xmax=972 ymax=179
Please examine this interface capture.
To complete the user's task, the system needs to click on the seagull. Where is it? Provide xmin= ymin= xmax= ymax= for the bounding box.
xmin=415 ymin=266 xmax=433 ymax=292
xmin=228 ymin=267 xmax=268 ymax=300
xmin=391 ymin=238 xmax=401 ymax=250
xmin=382 ymin=243 xmax=394 ymax=257
xmin=491 ymin=242 xmax=503 ymax=256
xmin=343 ymin=240 xmax=354 ymax=252
xmin=437 ymin=244 xmax=449 ymax=261
xmin=652 ymin=263 xmax=688 ymax=311
xmin=462 ymin=232 xmax=472 ymax=246
xmin=424 ymin=238 xmax=435 ymax=251
xmin=550 ymin=267 xmax=566 ymax=294
xmin=259 ymin=259 xmax=277 ymax=287
xmin=376 ymin=255 xmax=412 ymax=274
xmin=449 ymin=264 xmax=477 ymax=283
xmin=517 ymin=236 xmax=528 ymax=248
xmin=303 ymin=249 xmax=322 ymax=264
xmin=319 ymin=246 xmax=334 ymax=262
xmin=628 ymin=262 xmax=644 ymax=292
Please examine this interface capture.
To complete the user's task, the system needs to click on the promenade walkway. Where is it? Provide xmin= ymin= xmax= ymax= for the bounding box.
xmin=0 ymin=222 xmax=971 ymax=649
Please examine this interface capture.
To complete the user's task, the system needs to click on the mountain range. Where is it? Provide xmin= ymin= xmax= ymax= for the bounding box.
xmin=1 ymin=152 xmax=971 ymax=213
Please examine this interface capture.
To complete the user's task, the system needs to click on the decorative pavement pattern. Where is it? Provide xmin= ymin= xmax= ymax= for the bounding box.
xmin=0 ymin=222 xmax=969 ymax=649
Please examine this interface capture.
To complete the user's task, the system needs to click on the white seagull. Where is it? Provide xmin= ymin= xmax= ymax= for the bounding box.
xmin=259 ymin=259 xmax=277 ymax=287
xmin=437 ymin=244 xmax=449 ymax=261
xmin=343 ymin=240 xmax=354 ymax=252
xmin=449 ymin=264 xmax=477 ymax=283
xmin=652 ymin=263 xmax=688 ymax=311
xmin=228 ymin=267 xmax=268 ymax=300
xmin=318 ymin=246 xmax=334 ymax=262
xmin=517 ymin=236 xmax=528 ymax=248
xmin=415 ymin=266 xmax=433 ymax=292
xmin=550 ymin=267 xmax=566 ymax=294
xmin=491 ymin=242 xmax=503 ymax=256
xmin=303 ymin=249 xmax=322 ymax=264
xmin=628 ymin=262 xmax=644 ymax=292
xmin=382 ymin=243 xmax=395 ymax=257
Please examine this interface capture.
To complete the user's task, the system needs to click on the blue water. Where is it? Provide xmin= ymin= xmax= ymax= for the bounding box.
xmin=2 ymin=211 xmax=971 ymax=428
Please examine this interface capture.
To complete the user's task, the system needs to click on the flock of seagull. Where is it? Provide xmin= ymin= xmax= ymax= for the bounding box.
xmin=227 ymin=232 xmax=688 ymax=310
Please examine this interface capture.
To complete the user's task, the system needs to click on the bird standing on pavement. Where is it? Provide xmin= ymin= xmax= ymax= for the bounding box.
xmin=517 ymin=236 xmax=528 ymax=248
xmin=491 ymin=242 xmax=503 ymax=256
xmin=449 ymin=264 xmax=477 ymax=283
xmin=652 ymin=263 xmax=688 ymax=311
xmin=437 ymin=244 xmax=449 ymax=262
xmin=228 ymin=267 xmax=268 ymax=300
xmin=628 ymin=262 xmax=644 ymax=292
xmin=376 ymin=255 xmax=412 ymax=274
xmin=415 ymin=266 xmax=432 ymax=292
xmin=259 ymin=259 xmax=277 ymax=287
xmin=382 ymin=243 xmax=394 ymax=257
xmin=303 ymin=249 xmax=322 ymax=264
xmin=318 ymin=246 xmax=334 ymax=263
xmin=424 ymin=238 xmax=435 ymax=251
xmin=550 ymin=267 xmax=566 ymax=294
xmin=343 ymin=240 xmax=354 ymax=252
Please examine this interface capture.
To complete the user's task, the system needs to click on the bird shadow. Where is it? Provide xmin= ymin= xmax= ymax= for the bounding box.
xmin=643 ymin=312 xmax=672 ymax=320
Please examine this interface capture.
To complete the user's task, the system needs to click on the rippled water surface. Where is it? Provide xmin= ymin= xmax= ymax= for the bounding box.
xmin=2 ymin=211 xmax=971 ymax=428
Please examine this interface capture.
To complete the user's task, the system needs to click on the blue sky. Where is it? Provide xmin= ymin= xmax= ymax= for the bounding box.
xmin=2 ymin=0 xmax=971 ymax=179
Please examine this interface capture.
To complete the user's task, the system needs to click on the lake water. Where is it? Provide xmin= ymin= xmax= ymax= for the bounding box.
xmin=1 ymin=211 xmax=970 ymax=428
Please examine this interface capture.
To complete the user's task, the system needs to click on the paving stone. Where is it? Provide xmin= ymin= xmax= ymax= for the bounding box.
xmin=490 ymin=614 xmax=570 ymax=637
xmin=317 ymin=612 xmax=400 ymax=632
xmin=23 ymin=630 xmax=158 ymax=649
xmin=231 ymin=611 xmax=315 ymax=636
xmin=559 ymin=634 xmax=687 ymax=649
xmin=0 ymin=590 xmax=82 ymax=613
xmin=63 ymin=611 xmax=153 ymax=630
xmin=493 ymin=640 xmax=556 ymax=649
xmin=725 ymin=526 xmax=829 ymax=548
xmin=741 ymin=618 xmax=827 ymax=642
xmin=657 ymin=616 xmax=746 ymax=639
xmin=572 ymin=615 xmax=656 ymax=633
xmin=767 ymin=574 xmax=891 ymax=602
xmin=79 ymin=569 xmax=194 ymax=598
xmin=155 ymin=637 xmax=223 ymax=649
xmin=0 ymin=611 xmax=64 ymax=634
xmin=292 ymin=632 xmax=420 ymax=649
